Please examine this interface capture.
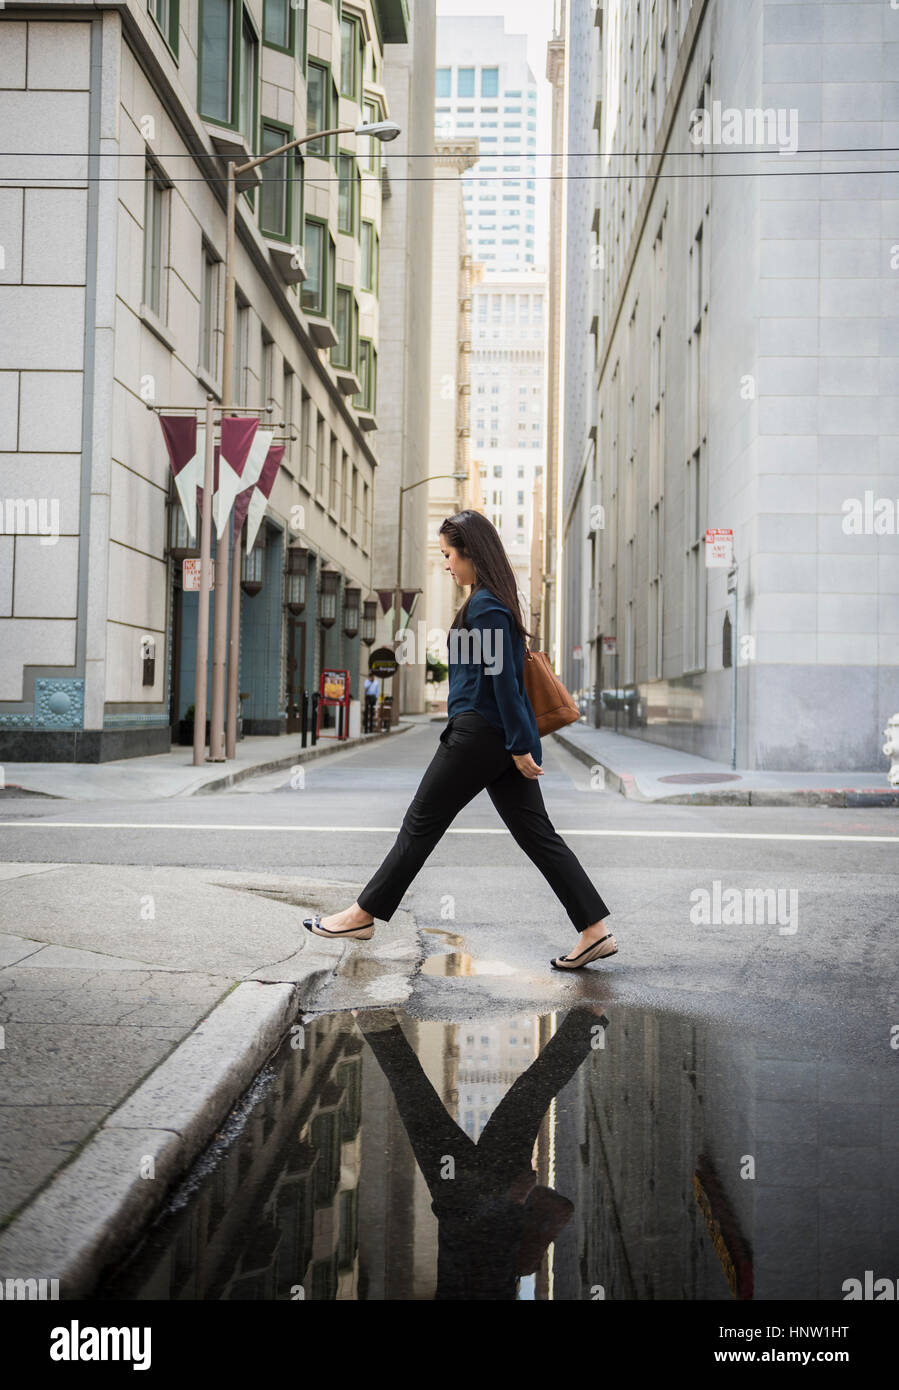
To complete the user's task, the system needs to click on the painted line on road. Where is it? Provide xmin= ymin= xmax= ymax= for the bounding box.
xmin=0 ymin=822 xmax=896 ymax=843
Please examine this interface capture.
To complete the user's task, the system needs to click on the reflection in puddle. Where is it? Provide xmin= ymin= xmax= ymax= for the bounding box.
xmin=420 ymin=926 xmax=519 ymax=977
xmin=97 ymin=1003 xmax=899 ymax=1301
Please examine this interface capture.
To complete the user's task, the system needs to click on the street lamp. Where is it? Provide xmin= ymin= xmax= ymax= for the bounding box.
xmin=361 ymin=598 xmax=377 ymax=647
xmin=218 ymin=116 xmax=402 ymax=758
xmin=285 ymin=544 xmax=308 ymax=614
xmin=241 ymin=537 xmax=264 ymax=596
xmin=318 ymin=567 xmax=340 ymax=627
xmin=343 ymin=586 xmax=361 ymax=639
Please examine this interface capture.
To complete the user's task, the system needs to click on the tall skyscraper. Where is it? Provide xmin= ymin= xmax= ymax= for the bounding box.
xmin=433 ymin=14 xmax=547 ymax=617
xmin=434 ymin=15 xmax=538 ymax=273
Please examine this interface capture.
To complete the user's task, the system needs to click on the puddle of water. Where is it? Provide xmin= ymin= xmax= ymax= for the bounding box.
xmin=95 ymin=1003 xmax=899 ymax=1301
xmin=420 ymin=926 xmax=519 ymax=977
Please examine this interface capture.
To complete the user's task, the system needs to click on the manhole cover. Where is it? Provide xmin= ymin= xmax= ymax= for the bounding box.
xmin=658 ymin=773 xmax=742 ymax=784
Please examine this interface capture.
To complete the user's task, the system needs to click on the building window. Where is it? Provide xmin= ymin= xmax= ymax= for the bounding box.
xmin=236 ymin=11 xmax=258 ymax=143
xmin=302 ymin=217 xmax=334 ymax=317
xmin=340 ymin=14 xmax=364 ymax=102
xmin=361 ymin=219 xmax=379 ymax=292
xmin=199 ymin=243 xmax=219 ymax=375
xmin=199 ymin=0 xmax=233 ymax=123
xmin=262 ymin=0 xmax=292 ymax=50
xmin=282 ymin=361 xmax=295 ymax=470
xmin=232 ymin=297 xmax=249 ymax=405
xmin=457 ymin=66 xmax=474 ymax=96
xmin=300 ymin=389 xmax=312 ymax=482
xmin=363 ymin=98 xmax=381 ymax=173
xmin=354 ymin=338 xmax=376 ymax=413
xmin=306 ymin=61 xmax=333 ymax=156
xmin=337 ymin=152 xmax=360 ymax=236
xmin=259 ymin=123 xmax=302 ymax=241
xmin=332 ymin=286 xmax=358 ymax=372
xmin=481 ymin=66 xmax=498 ymax=96
xmin=316 ymin=413 xmax=327 ymax=496
xmin=142 ymin=160 xmax=169 ymax=320
xmin=329 ymin=434 xmax=339 ymax=512
xmin=435 ymin=67 xmax=450 ymax=97
xmin=149 ymin=0 xmax=179 ymax=54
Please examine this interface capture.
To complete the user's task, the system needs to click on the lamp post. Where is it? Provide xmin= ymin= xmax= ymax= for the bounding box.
xmin=219 ymin=118 xmax=401 ymax=759
xmin=392 ymin=471 xmax=469 ymax=726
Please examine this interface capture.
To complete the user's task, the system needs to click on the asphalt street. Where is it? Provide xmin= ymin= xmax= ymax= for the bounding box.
xmin=2 ymin=720 xmax=896 ymax=1056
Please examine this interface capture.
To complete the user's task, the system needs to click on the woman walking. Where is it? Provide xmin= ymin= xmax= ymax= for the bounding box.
xmin=303 ymin=510 xmax=617 ymax=970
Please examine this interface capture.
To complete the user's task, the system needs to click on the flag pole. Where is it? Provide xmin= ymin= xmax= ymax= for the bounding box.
xmin=193 ymin=395 xmax=216 ymax=766
xmin=226 ymin=512 xmax=243 ymax=758
xmin=210 ymin=158 xmax=237 ymax=763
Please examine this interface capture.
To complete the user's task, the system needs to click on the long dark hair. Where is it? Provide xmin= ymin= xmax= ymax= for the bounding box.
xmin=439 ymin=511 xmax=534 ymax=645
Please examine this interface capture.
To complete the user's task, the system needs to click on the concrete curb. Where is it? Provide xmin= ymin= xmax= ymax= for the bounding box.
xmin=189 ymin=720 xmax=416 ymax=797
xmin=0 ymin=950 xmax=343 ymax=1296
xmin=550 ymin=730 xmax=899 ymax=807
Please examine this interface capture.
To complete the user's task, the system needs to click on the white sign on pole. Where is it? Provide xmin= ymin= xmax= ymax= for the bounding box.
xmin=705 ymin=528 xmax=734 ymax=567
xmin=602 ymin=636 xmax=617 ymax=656
xmin=573 ymin=645 xmax=583 ymax=659
xmin=183 ymin=558 xmax=214 ymax=591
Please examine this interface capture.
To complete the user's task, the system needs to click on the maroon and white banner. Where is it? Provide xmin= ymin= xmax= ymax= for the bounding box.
xmin=212 ymin=416 xmax=274 ymax=541
xmin=159 ymin=415 xmax=202 ymax=540
xmin=234 ymin=445 xmax=284 ymax=552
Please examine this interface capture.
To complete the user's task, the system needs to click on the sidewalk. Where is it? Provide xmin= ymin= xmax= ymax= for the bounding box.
xmin=552 ymin=723 xmax=899 ymax=807
xmin=0 ymin=863 xmax=419 ymax=1294
xmin=0 ymin=722 xmax=414 ymax=801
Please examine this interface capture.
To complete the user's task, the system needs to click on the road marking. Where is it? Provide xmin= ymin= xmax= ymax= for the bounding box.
xmin=0 ymin=822 xmax=896 ymax=843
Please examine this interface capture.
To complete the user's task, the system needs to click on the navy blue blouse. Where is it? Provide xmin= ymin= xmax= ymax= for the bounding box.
xmin=446 ymin=585 xmax=543 ymax=765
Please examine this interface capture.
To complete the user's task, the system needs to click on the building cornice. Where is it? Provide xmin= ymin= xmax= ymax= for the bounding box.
xmin=546 ymin=37 xmax=565 ymax=88
xmin=434 ymin=137 xmax=480 ymax=174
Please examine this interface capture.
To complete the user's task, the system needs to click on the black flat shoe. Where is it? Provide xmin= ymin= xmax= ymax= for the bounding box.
xmin=303 ymin=912 xmax=375 ymax=941
xmin=551 ymin=933 xmax=618 ymax=970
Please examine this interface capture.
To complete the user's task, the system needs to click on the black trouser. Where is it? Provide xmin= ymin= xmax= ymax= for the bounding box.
xmin=363 ymin=694 xmax=377 ymax=733
xmin=357 ymin=710 xmax=610 ymax=933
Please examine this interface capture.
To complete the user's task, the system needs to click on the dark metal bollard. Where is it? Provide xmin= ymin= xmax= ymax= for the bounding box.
xmin=311 ymin=691 xmax=319 ymax=745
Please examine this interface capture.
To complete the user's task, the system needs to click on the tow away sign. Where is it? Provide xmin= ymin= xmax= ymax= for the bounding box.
xmin=183 ymin=559 xmax=214 ymax=590
xmin=705 ymin=528 xmax=733 ymax=567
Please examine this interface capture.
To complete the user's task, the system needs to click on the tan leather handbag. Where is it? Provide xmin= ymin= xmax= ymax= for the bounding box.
xmin=523 ymin=648 xmax=581 ymax=736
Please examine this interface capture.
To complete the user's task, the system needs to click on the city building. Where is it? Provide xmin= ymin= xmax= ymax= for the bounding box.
xmin=370 ymin=0 xmax=437 ymax=724
xmin=471 ymin=273 xmax=546 ymax=612
xmin=560 ymin=0 xmax=899 ymax=770
xmin=431 ymin=14 xmax=547 ymax=628
xmin=0 ymin=0 xmax=413 ymax=760
xmin=542 ymin=10 xmax=566 ymax=665
xmin=434 ymin=13 xmax=538 ymax=273
xmin=425 ymin=136 xmax=481 ymax=714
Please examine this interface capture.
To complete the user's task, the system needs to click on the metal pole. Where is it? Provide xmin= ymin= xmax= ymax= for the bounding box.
xmin=193 ymin=396 xmax=215 ymax=766
xmin=392 ymin=485 xmax=404 ymax=727
xmin=226 ymin=516 xmax=242 ymax=757
xmin=731 ymin=564 xmax=738 ymax=770
xmin=210 ymin=159 xmax=236 ymax=762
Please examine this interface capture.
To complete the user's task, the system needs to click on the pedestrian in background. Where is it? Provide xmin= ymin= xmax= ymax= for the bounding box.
xmin=363 ymin=672 xmax=380 ymax=734
xmin=305 ymin=510 xmax=617 ymax=971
